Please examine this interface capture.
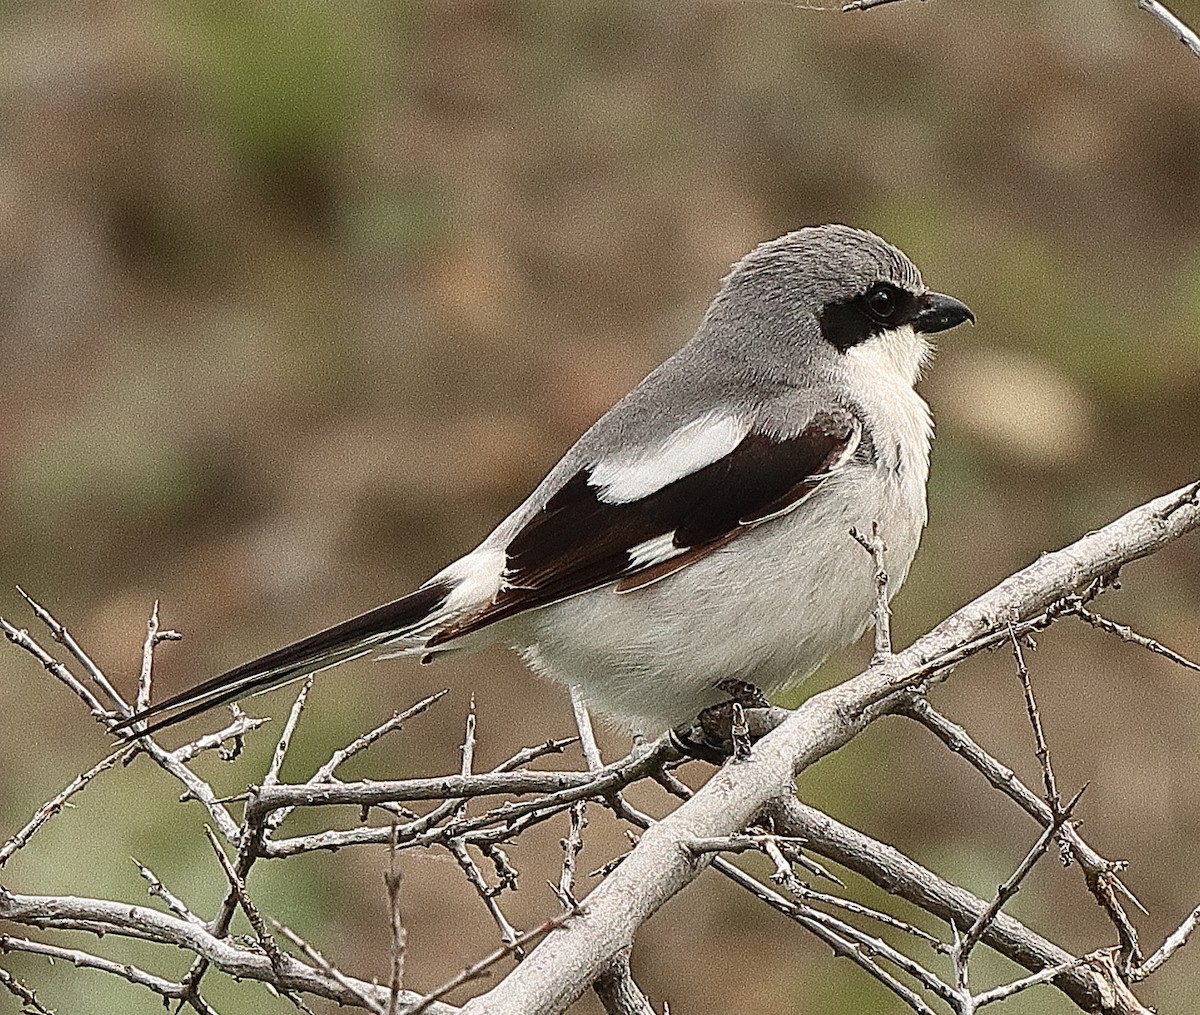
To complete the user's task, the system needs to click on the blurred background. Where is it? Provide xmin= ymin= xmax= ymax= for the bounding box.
xmin=2 ymin=1 xmax=1199 ymax=1012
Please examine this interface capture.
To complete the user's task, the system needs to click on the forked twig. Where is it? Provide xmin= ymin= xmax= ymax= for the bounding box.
xmin=203 ymin=825 xmax=288 ymax=979
xmin=0 ymin=962 xmax=54 ymax=1015
xmin=138 ymin=600 xmax=182 ymax=714
xmin=956 ymin=785 xmax=1086 ymax=964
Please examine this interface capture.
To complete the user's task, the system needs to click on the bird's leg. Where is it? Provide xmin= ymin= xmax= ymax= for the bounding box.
xmin=670 ymin=679 xmax=771 ymax=763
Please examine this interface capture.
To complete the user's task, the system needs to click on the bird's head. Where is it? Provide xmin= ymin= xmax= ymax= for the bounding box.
xmin=704 ymin=224 xmax=974 ymax=388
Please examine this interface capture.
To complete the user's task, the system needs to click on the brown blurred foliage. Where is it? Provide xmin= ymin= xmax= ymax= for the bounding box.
xmin=2 ymin=2 xmax=1200 ymax=1012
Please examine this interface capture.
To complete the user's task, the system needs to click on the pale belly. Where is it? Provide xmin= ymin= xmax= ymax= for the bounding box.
xmin=513 ymin=465 xmax=925 ymax=733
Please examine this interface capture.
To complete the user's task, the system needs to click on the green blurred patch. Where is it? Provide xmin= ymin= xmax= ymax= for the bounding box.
xmin=171 ymin=1 xmax=368 ymax=173
xmin=869 ymin=193 xmax=962 ymax=274
xmin=985 ymin=236 xmax=1136 ymax=397
xmin=11 ymin=420 xmax=205 ymax=525
xmin=1172 ymin=254 xmax=1200 ymax=362
xmin=340 ymin=185 xmax=447 ymax=254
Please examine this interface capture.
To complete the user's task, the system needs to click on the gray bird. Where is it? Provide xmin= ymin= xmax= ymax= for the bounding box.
xmin=114 ymin=225 xmax=973 ymax=741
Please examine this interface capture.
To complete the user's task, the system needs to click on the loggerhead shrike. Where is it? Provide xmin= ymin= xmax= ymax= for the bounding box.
xmin=115 ymin=225 xmax=973 ymax=741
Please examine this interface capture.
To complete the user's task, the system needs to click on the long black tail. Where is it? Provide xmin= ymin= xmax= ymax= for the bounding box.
xmin=111 ymin=582 xmax=451 ymax=741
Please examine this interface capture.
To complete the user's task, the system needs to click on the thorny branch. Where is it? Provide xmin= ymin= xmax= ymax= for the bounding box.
xmin=449 ymin=481 xmax=1199 ymax=1015
xmin=1 ymin=481 xmax=1198 ymax=1015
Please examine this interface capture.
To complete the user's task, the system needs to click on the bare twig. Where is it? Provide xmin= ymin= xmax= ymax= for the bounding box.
xmin=17 ymin=585 xmax=128 ymax=713
xmin=570 ymin=686 xmax=604 ymax=772
xmin=802 ymin=883 xmax=947 ymax=954
xmin=1008 ymin=625 xmax=1062 ymax=813
xmin=405 ymin=913 xmax=575 ymax=1015
xmin=684 ymin=828 xmax=944 ymax=952
xmin=973 ymin=954 xmax=1092 ymax=1008
xmin=317 ymin=689 xmax=449 ymax=775
xmin=271 ymin=918 xmax=384 ymax=1012
xmin=383 ymin=824 xmax=408 ymax=1015
xmin=656 ymin=770 xmax=842 ymax=883
xmin=850 ymin=523 xmax=892 ymax=659
xmin=1 ymin=932 xmax=188 ymax=1005
xmin=134 ymin=858 xmax=205 ymax=926
xmin=264 ymin=678 xmax=315 ymax=788
xmin=765 ymin=797 xmax=1124 ymax=1012
xmin=442 ymin=698 xmax=526 ymax=948
xmin=682 ymin=833 xmax=808 ymax=857
xmin=1 ymin=616 xmax=109 ymax=718
xmin=1137 ymin=0 xmax=1200 ymax=59
xmin=254 ymin=770 xmax=597 ymax=818
xmin=558 ymin=801 xmax=587 ymax=909
xmin=170 ymin=711 xmax=271 ymax=764
xmin=461 ymin=699 xmax=478 ymax=783
xmin=638 ymin=780 xmax=1072 ymax=1013
xmin=250 ymin=737 xmax=676 ymax=834
xmin=0 ymin=888 xmax=458 ymax=1012
xmin=137 ymin=600 xmax=182 ymax=714
xmin=266 ymin=689 xmax=448 ymax=833
xmin=2 ymin=608 xmax=247 ymax=843
xmin=0 ymin=962 xmax=54 ymax=1015
xmin=1068 ymin=603 xmax=1200 ymax=673
xmin=203 ymin=825 xmax=287 ymax=978
xmin=560 ymin=687 xmax=602 ymax=907
xmin=449 ymin=839 xmax=522 ymax=951
xmin=1132 ymin=899 xmax=1200 ymax=979
xmin=484 ymin=844 xmax=520 ymax=892
xmin=900 ymin=698 xmax=1146 ymax=965
xmin=713 ymin=857 xmax=945 ymax=1014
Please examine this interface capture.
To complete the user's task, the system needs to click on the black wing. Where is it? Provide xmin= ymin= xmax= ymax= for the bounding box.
xmin=429 ymin=412 xmax=859 ymax=644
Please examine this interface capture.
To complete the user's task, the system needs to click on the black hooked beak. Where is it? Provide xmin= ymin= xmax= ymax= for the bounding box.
xmin=911 ymin=291 xmax=974 ymax=334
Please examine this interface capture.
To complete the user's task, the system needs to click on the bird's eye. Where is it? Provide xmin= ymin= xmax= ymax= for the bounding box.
xmin=863 ymin=285 xmax=898 ymax=322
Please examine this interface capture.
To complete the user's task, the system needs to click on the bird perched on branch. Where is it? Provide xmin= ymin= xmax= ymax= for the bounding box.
xmin=114 ymin=225 xmax=972 ymax=743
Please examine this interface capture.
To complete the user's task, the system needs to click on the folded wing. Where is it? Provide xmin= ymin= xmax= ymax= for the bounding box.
xmin=430 ymin=410 xmax=860 ymax=642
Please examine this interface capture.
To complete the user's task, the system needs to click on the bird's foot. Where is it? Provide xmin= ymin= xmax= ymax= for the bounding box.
xmin=713 ymin=679 xmax=770 ymax=709
xmin=670 ymin=680 xmax=771 ymax=763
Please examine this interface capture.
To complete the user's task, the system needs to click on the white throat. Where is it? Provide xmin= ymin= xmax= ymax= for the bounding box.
xmin=844 ymin=323 xmax=931 ymax=388
xmin=837 ymin=323 xmax=934 ymax=518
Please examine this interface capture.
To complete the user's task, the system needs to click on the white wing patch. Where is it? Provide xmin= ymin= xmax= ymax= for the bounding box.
xmin=627 ymin=532 xmax=683 ymax=567
xmin=588 ymin=412 xmax=750 ymax=504
xmin=440 ymin=548 xmax=507 ymax=610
